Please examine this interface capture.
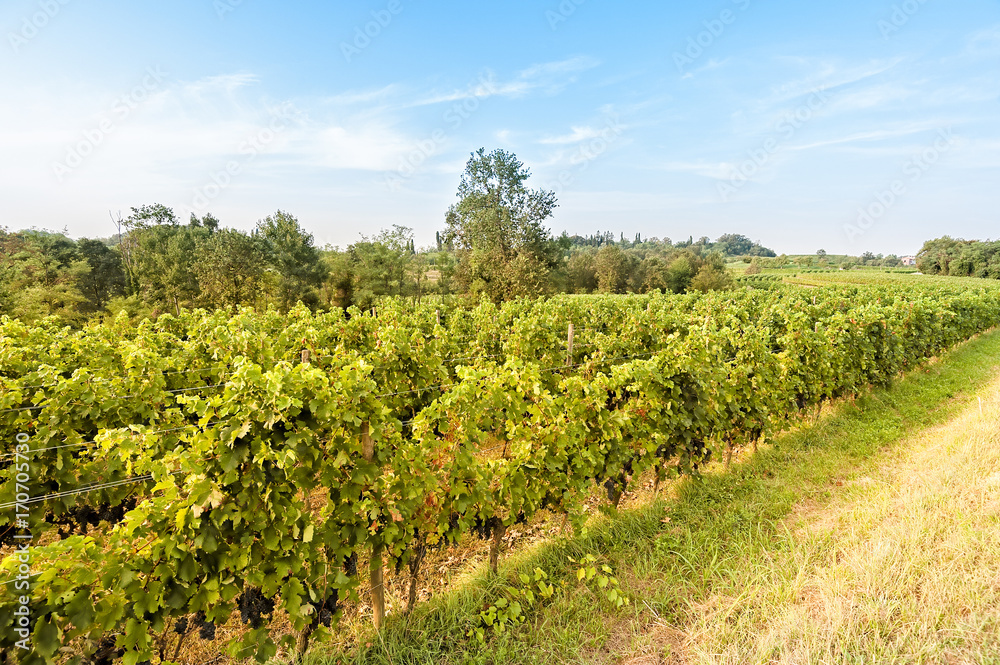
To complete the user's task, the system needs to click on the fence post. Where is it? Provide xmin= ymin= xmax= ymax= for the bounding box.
xmin=301 ymin=348 xmax=314 ymax=517
xmin=566 ymin=323 xmax=575 ymax=367
xmin=362 ymin=422 xmax=384 ymax=630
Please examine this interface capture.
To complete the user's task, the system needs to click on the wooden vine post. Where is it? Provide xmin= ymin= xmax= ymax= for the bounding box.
xmin=362 ymin=422 xmax=385 ymax=630
xmin=405 ymin=543 xmax=427 ymax=614
xmin=301 ymin=349 xmax=313 ymax=514
xmin=295 ymin=347 xmax=316 ymax=661
xmin=489 ymin=520 xmax=506 ymax=574
xmin=566 ymin=323 xmax=575 ymax=367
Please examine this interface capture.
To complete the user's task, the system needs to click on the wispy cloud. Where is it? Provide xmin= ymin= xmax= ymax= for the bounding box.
xmin=539 ymin=125 xmax=607 ymax=145
xmin=966 ymin=24 xmax=1000 ymax=55
xmin=181 ymin=72 xmax=259 ymax=97
xmin=518 ymin=55 xmax=601 ymax=79
xmin=681 ymin=57 xmax=732 ymax=80
xmin=405 ymin=56 xmax=601 ymax=108
xmin=656 ymin=161 xmax=736 ymax=180
xmin=788 ymin=124 xmax=943 ymax=152
xmin=758 ymin=58 xmax=904 ymax=109
xmin=320 ymin=84 xmax=401 ymax=108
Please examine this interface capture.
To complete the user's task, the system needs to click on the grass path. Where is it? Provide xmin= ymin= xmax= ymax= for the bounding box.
xmin=676 ymin=357 xmax=1000 ymax=664
xmin=318 ymin=329 xmax=1000 ymax=665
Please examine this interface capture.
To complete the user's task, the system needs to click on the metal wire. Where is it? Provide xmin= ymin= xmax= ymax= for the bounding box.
xmin=0 ymin=422 xmax=221 ymax=461
xmin=1 ymin=384 xmax=227 ymax=414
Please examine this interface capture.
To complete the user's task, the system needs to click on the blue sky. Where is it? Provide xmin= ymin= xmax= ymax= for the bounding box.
xmin=1 ymin=0 xmax=998 ymax=255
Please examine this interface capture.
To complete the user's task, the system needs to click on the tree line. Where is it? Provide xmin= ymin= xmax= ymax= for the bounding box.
xmin=0 ymin=206 xmax=327 ymax=324
xmin=1 ymin=149 xmax=782 ymax=324
xmin=916 ymin=236 xmax=1000 ymax=279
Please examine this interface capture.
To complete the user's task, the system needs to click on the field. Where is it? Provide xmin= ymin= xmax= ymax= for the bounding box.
xmin=2 ymin=274 xmax=1000 ymax=664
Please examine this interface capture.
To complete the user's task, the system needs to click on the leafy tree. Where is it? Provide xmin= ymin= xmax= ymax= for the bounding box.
xmin=189 ymin=212 xmax=221 ymax=231
xmin=76 ymin=239 xmax=127 ymax=312
xmin=254 ymin=211 xmax=327 ymax=311
xmin=127 ymin=203 xmax=179 ymax=228
xmin=119 ymin=203 xmax=178 ymax=292
xmin=125 ymin=207 xmax=211 ymax=315
xmin=0 ymin=229 xmax=89 ymax=323
xmin=0 ymin=230 xmax=15 ymax=315
xmin=666 ymin=253 xmax=698 ymax=293
xmin=594 ymin=245 xmax=631 ymax=294
xmin=348 ymin=225 xmax=414 ymax=308
xmin=566 ymin=251 xmax=598 ymax=293
xmin=321 ymin=250 xmax=355 ymax=310
xmin=689 ymin=254 xmax=734 ymax=293
xmin=715 ymin=234 xmax=755 ymax=256
xmin=881 ymin=254 xmax=903 ymax=268
xmin=195 ymin=229 xmax=266 ymax=309
xmin=444 ymin=148 xmax=559 ymax=302
xmin=427 ymin=250 xmax=457 ymax=296
xmin=408 ymin=251 xmax=432 ymax=304
xmin=639 ymin=256 xmax=672 ymax=293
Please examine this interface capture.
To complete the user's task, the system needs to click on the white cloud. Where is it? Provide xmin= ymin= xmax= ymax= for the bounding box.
xmin=301 ymin=124 xmax=414 ymax=171
xmin=758 ymin=58 xmax=904 ymax=109
xmin=179 ymin=72 xmax=259 ymax=97
xmin=518 ymin=55 xmax=601 ymax=79
xmin=405 ymin=56 xmax=601 ymax=108
xmin=788 ymin=124 xmax=945 ymax=152
xmin=966 ymin=24 xmax=1000 ymax=54
xmin=321 ymin=84 xmax=402 ymax=108
xmin=656 ymin=161 xmax=737 ymax=180
xmin=681 ymin=57 xmax=732 ymax=80
xmin=539 ymin=126 xmax=607 ymax=145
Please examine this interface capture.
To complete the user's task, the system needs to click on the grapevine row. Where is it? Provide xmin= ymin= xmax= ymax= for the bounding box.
xmin=1 ymin=282 xmax=999 ymax=661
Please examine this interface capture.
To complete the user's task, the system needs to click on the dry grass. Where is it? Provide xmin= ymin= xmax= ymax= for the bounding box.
xmin=687 ymin=375 xmax=1000 ymax=665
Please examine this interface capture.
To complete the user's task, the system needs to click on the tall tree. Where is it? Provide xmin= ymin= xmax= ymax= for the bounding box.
xmin=120 ymin=203 xmax=178 ymax=293
xmin=688 ymin=253 xmax=734 ymax=293
xmin=195 ymin=229 xmax=266 ymax=309
xmin=76 ymin=239 xmax=127 ymax=312
xmin=321 ymin=249 xmax=355 ymax=310
xmin=348 ymin=225 xmax=415 ymax=309
xmin=125 ymin=206 xmax=212 ymax=315
xmin=594 ymin=244 xmax=631 ymax=294
xmin=566 ymin=251 xmax=598 ymax=293
xmin=254 ymin=211 xmax=327 ymax=310
xmin=444 ymin=148 xmax=559 ymax=302
xmin=0 ymin=229 xmax=89 ymax=323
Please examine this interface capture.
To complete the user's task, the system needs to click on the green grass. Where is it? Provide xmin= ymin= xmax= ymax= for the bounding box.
xmin=308 ymin=328 xmax=1000 ymax=665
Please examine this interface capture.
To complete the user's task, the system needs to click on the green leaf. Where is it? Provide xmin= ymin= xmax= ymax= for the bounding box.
xmin=34 ymin=616 xmax=61 ymax=657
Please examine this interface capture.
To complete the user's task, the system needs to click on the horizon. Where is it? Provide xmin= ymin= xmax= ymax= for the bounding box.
xmin=2 ymin=0 xmax=998 ymax=256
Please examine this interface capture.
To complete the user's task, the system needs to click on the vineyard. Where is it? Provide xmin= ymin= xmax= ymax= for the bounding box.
xmin=3 ymin=281 xmax=1000 ymax=663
